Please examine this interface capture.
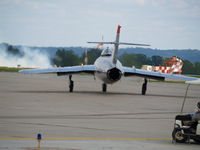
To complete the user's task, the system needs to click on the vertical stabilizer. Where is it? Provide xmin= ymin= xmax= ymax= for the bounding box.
xmin=112 ymin=25 xmax=121 ymax=65
xmin=87 ymin=25 xmax=149 ymax=65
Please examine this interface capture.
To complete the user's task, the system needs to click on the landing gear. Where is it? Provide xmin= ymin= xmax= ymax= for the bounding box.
xmin=69 ymin=75 xmax=74 ymax=92
xmin=102 ymin=83 xmax=107 ymax=92
xmin=142 ymin=78 xmax=147 ymax=95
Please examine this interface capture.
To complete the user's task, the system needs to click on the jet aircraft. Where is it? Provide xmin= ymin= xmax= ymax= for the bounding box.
xmin=19 ymin=25 xmax=198 ymax=95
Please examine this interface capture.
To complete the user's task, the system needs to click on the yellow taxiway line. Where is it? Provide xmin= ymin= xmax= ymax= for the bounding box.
xmin=0 ymin=137 xmax=171 ymax=141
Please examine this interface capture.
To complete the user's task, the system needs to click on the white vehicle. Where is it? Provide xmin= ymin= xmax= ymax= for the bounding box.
xmin=19 ymin=25 xmax=198 ymax=94
xmin=172 ymin=114 xmax=200 ymax=143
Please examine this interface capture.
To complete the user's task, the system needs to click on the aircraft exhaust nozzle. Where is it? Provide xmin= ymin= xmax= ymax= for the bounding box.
xmin=107 ymin=67 xmax=122 ymax=81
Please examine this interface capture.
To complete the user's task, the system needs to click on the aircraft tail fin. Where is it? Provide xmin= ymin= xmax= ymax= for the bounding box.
xmin=112 ymin=25 xmax=121 ymax=64
xmin=87 ymin=25 xmax=150 ymax=65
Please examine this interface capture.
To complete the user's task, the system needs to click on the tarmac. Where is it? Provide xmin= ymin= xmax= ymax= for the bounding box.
xmin=0 ymin=72 xmax=199 ymax=149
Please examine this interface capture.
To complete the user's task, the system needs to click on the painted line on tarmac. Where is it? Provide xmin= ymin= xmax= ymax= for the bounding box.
xmin=0 ymin=137 xmax=171 ymax=141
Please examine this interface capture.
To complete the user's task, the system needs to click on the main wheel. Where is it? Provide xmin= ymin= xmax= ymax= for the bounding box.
xmin=172 ymin=129 xmax=187 ymax=143
xmin=69 ymin=81 xmax=74 ymax=92
xmin=142 ymin=83 xmax=146 ymax=95
xmin=102 ymin=83 xmax=107 ymax=92
xmin=194 ymin=139 xmax=200 ymax=144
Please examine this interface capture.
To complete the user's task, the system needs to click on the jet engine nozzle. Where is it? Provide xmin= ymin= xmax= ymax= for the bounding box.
xmin=107 ymin=67 xmax=122 ymax=82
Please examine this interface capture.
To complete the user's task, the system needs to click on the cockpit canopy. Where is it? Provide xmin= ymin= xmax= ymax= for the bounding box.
xmin=101 ymin=48 xmax=112 ymax=56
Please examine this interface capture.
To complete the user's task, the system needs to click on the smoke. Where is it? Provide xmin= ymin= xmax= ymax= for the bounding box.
xmin=0 ymin=45 xmax=51 ymax=68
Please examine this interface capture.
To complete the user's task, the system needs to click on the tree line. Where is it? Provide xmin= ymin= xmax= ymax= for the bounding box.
xmin=52 ymin=48 xmax=200 ymax=75
xmin=5 ymin=46 xmax=200 ymax=75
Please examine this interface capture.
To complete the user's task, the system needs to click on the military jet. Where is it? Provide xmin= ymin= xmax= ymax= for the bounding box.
xmin=19 ymin=25 xmax=198 ymax=95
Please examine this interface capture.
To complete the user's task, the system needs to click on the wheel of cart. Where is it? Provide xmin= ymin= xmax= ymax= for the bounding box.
xmin=172 ymin=128 xmax=187 ymax=143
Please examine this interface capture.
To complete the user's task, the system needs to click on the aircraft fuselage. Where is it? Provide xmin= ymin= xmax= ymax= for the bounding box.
xmin=94 ymin=56 xmax=123 ymax=84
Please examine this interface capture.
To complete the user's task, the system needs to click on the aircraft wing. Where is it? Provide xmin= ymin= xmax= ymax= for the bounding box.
xmin=123 ymin=66 xmax=197 ymax=81
xmin=19 ymin=65 xmax=96 ymax=75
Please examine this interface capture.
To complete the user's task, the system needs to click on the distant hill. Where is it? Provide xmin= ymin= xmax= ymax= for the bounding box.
xmin=1 ymin=43 xmax=200 ymax=62
xmin=119 ymin=47 xmax=200 ymax=63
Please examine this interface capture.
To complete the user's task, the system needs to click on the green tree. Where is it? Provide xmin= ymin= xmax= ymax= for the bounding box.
xmin=119 ymin=53 xmax=138 ymax=67
xmin=135 ymin=54 xmax=151 ymax=66
xmin=194 ymin=62 xmax=200 ymax=75
xmin=80 ymin=48 xmax=101 ymax=64
xmin=52 ymin=49 xmax=80 ymax=67
xmin=119 ymin=53 xmax=152 ymax=68
xmin=182 ymin=60 xmax=196 ymax=74
xmin=151 ymin=55 xmax=163 ymax=66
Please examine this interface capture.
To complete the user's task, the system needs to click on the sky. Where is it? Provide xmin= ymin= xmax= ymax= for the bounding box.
xmin=0 ymin=0 xmax=200 ymax=49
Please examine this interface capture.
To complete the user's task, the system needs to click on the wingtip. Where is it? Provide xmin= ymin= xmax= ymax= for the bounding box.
xmin=185 ymin=79 xmax=200 ymax=84
xmin=18 ymin=69 xmax=23 ymax=73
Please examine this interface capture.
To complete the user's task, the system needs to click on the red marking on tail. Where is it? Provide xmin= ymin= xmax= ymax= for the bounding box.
xmin=117 ymin=25 xmax=121 ymax=34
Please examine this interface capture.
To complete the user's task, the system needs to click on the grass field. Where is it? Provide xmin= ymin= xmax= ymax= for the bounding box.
xmin=0 ymin=67 xmax=30 ymax=72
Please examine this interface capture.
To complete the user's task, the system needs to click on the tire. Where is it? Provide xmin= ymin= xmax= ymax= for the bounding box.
xmin=172 ymin=129 xmax=187 ymax=143
xmin=102 ymin=83 xmax=107 ymax=92
xmin=69 ymin=81 xmax=74 ymax=92
xmin=194 ymin=139 xmax=200 ymax=144
xmin=142 ymin=83 xmax=146 ymax=95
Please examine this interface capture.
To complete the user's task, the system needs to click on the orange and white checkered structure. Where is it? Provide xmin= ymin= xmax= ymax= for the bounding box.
xmin=142 ymin=56 xmax=183 ymax=74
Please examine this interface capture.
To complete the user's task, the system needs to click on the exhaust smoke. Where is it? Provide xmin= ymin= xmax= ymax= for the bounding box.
xmin=0 ymin=44 xmax=51 ymax=68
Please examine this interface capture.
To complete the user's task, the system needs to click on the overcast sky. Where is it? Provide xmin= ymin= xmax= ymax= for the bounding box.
xmin=0 ymin=0 xmax=200 ymax=49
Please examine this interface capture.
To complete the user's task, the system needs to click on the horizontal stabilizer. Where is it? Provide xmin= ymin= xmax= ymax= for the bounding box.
xmin=88 ymin=42 xmax=150 ymax=46
xmin=118 ymin=42 xmax=150 ymax=46
xmin=87 ymin=42 xmax=115 ymax=44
